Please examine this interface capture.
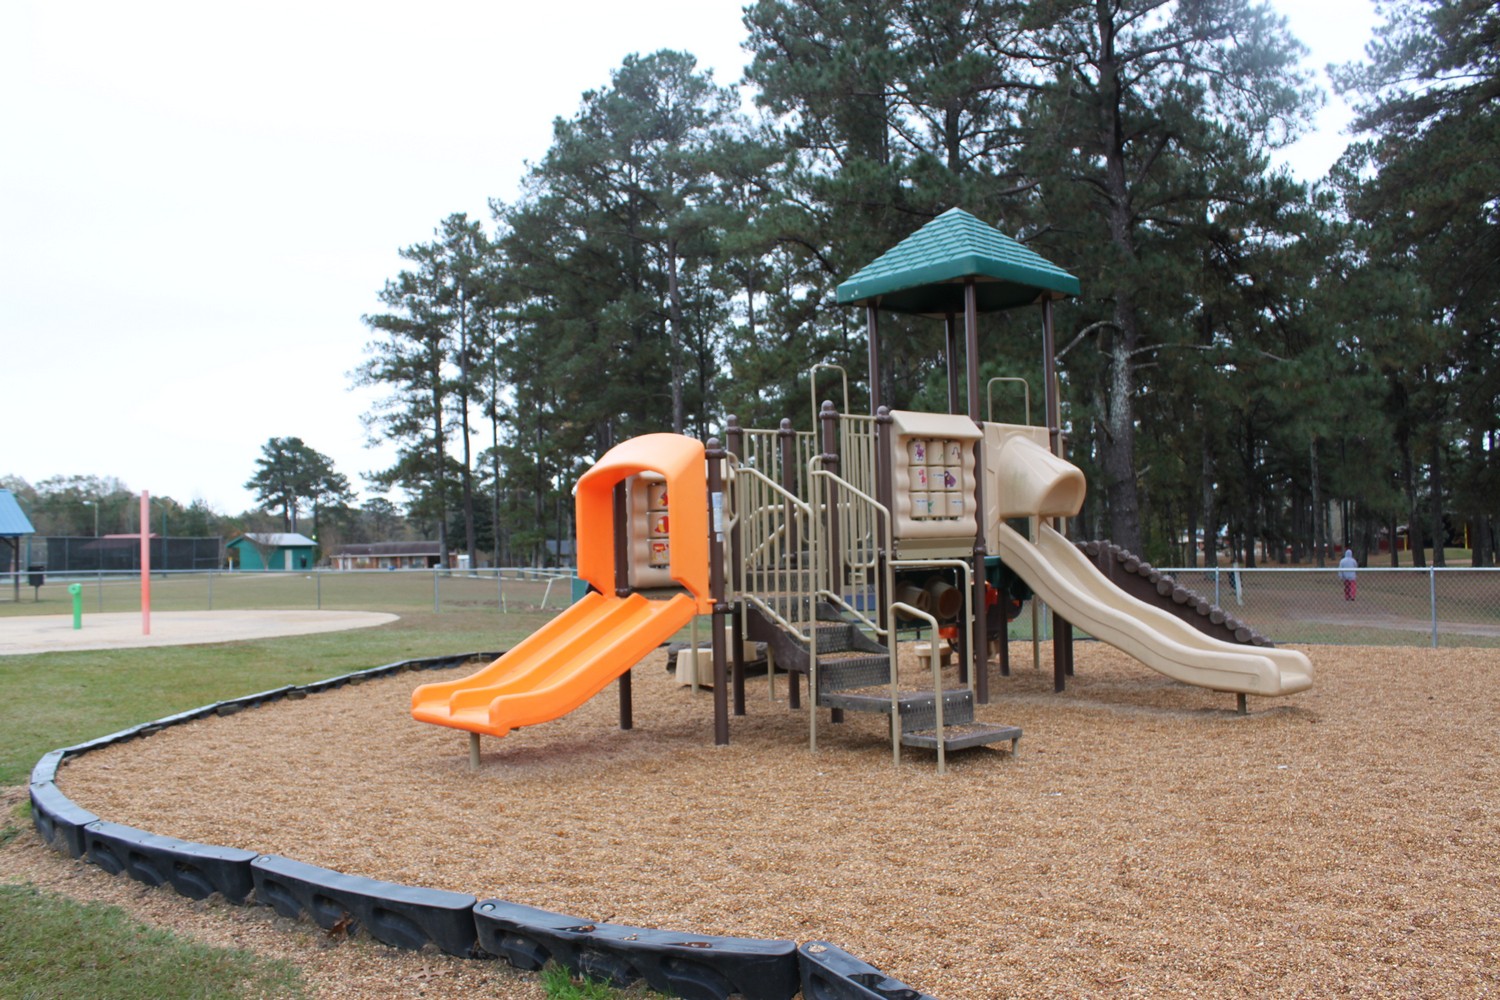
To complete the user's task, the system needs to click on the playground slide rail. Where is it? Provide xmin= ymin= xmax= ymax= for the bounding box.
xmin=995 ymin=521 xmax=1312 ymax=697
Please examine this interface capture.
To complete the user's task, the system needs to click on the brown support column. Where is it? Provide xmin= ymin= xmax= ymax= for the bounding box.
xmin=779 ymin=418 xmax=798 ymax=554
xmin=1041 ymin=297 xmax=1074 ymax=688
xmin=866 ymin=304 xmax=882 ymax=414
xmin=1056 ymin=620 xmax=1068 ymax=692
xmin=613 ymin=481 xmax=633 ymax=729
xmin=965 ymin=281 xmax=989 ymax=704
xmin=707 ymin=438 xmax=730 ymax=745
xmin=998 ymin=609 xmax=1010 ymax=676
xmin=945 ymin=312 xmax=961 ymax=415
xmin=724 ymin=418 xmax=747 ymax=717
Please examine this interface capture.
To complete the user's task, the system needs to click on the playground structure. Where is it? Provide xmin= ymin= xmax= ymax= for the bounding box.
xmin=414 ymin=209 xmax=1312 ymax=766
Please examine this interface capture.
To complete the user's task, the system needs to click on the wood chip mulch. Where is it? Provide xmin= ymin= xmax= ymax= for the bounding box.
xmin=5 ymin=641 xmax=1499 ymax=999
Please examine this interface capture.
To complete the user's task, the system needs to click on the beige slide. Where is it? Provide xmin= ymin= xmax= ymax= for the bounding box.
xmin=994 ymin=520 xmax=1313 ymax=697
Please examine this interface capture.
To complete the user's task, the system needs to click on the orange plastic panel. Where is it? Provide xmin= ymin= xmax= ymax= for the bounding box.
xmin=574 ymin=433 xmax=709 ymax=611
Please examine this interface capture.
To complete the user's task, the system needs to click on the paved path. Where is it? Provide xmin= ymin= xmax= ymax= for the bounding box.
xmin=0 ymin=610 xmax=399 ymax=656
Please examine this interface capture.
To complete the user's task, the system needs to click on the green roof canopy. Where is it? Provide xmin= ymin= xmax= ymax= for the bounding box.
xmin=835 ymin=208 xmax=1080 ymax=315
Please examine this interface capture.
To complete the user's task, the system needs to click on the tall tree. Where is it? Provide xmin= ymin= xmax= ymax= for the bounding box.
xmin=1333 ymin=0 xmax=1500 ymax=565
xmin=244 ymin=437 xmax=346 ymax=535
xmin=358 ymin=231 xmax=458 ymax=562
xmin=1014 ymin=0 xmax=1319 ymax=553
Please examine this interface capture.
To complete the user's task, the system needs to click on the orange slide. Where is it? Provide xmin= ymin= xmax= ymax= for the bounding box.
xmin=412 ymin=434 xmax=711 ymax=740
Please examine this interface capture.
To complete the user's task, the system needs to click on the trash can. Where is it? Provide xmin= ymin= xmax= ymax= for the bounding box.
xmin=27 ymin=565 xmax=44 ymax=589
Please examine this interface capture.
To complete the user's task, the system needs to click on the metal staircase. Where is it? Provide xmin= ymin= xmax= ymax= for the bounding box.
xmin=726 ymin=417 xmax=1021 ymax=770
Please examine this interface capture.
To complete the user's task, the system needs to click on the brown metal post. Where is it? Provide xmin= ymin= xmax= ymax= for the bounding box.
xmin=707 ymin=438 xmax=731 ymax=745
xmin=613 ymin=481 xmax=634 ymax=729
xmin=866 ymin=304 xmax=882 ymax=414
xmin=965 ymin=281 xmax=990 ymax=704
xmin=998 ymin=607 xmax=1010 ymax=676
xmin=724 ymin=416 xmax=747 ymax=717
xmin=779 ymin=418 xmax=798 ymax=555
xmin=1054 ymin=618 xmax=1072 ymax=692
xmin=944 ymin=312 xmax=961 ymax=415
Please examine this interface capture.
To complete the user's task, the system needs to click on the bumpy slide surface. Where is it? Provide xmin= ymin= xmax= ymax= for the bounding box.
xmin=411 ymin=590 xmax=698 ymax=738
xmin=994 ymin=521 xmax=1312 ymax=697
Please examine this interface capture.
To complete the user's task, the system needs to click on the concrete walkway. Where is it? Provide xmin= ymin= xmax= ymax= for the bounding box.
xmin=0 ymin=610 xmax=399 ymax=656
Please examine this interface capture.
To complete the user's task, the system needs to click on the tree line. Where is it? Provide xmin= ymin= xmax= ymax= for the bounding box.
xmin=355 ymin=0 xmax=1498 ymax=570
xmin=3 ymin=437 xmax=417 ymax=558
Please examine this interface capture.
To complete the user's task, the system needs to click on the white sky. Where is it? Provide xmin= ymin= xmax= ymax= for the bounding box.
xmin=2 ymin=0 xmax=1381 ymax=516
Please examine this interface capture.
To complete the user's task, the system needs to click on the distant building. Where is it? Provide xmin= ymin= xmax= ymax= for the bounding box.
xmin=227 ymin=532 xmax=317 ymax=571
xmin=0 ymin=489 xmax=37 ymax=599
xmin=325 ymin=540 xmax=443 ymax=571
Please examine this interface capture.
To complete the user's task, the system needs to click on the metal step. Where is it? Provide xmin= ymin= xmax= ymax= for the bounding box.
xmin=815 ymin=652 xmax=894 ymax=694
xmin=817 ymin=686 xmax=975 ymax=729
xmin=900 ymin=722 xmax=1022 ymax=754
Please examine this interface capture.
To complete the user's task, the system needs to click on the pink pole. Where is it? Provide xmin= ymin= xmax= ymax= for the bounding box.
xmin=140 ymin=491 xmax=151 ymax=635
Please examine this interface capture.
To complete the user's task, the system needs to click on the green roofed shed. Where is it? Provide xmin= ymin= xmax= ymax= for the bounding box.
xmin=836 ymin=208 xmax=1080 ymax=316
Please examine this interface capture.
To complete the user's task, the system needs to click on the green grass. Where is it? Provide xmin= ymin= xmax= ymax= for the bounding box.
xmin=0 ymin=608 xmax=551 ymax=785
xmin=0 ymin=883 xmax=307 ymax=998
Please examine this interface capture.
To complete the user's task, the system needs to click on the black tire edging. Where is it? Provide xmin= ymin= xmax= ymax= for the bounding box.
xmin=25 ymin=649 xmax=928 ymax=1000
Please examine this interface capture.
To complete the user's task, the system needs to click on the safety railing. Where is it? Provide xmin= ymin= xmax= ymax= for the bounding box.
xmin=728 ymin=421 xmax=817 ymax=504
xmin=808 ymin=463 xmax=887 ymax=636
xmin=726 ymin=460 xmax=817 ymax=648
xmin=888 ymin=602 xmax=948 ymax=774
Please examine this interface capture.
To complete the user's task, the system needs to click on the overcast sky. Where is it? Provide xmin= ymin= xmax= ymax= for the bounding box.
xmin=2 ymin=0 xmax=1381 ymax=516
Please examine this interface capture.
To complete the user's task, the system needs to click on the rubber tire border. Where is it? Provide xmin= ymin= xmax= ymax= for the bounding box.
xmin=26 ymin=651 xmax=930 ymax=999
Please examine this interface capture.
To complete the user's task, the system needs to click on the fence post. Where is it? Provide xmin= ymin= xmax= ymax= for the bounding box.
xmin=433 ymin=569 xmax=441 ymax=614
xmin=1429 ymin=566 xmax=1438 ymax=649
xmin=208 ymin=572 xmax=213 ymax=611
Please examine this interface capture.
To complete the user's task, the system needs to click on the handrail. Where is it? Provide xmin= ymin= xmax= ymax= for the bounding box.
xmin=887 ymin=602 xmax=948 ymax=774
xmin=986 ymin=376 xmax=1032 ymax=426
xmin=806 ymin=456 xmax=894 ymax=754
xmin=809 ymin=363 xmax=850 ymax=427
xmin=809 ymin=463 xmax=889 ymax=638
xmin=728 ymin=460 xmax=815 ymax=640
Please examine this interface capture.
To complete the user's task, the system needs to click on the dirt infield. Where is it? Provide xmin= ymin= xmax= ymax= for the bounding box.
xmin=18 ymin=641 xmax=1500 ymax=998
xmin=0 ymin=610 xmax=398 ymax=656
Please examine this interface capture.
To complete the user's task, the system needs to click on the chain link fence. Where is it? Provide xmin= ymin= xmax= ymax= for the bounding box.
xmin=3 ymin=564 xmax=1497 ymax=649
xmin=24 ymin=536 xmax=224 ymax=573
xmin=984 ymin=566 xmax=1500 ymax=649
xmin=0 ymin=567 xmax=580 ymax=617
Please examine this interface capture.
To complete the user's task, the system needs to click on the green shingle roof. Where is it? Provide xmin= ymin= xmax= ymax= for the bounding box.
xmin=835 ymin=208 xmax=1080 ymax=315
